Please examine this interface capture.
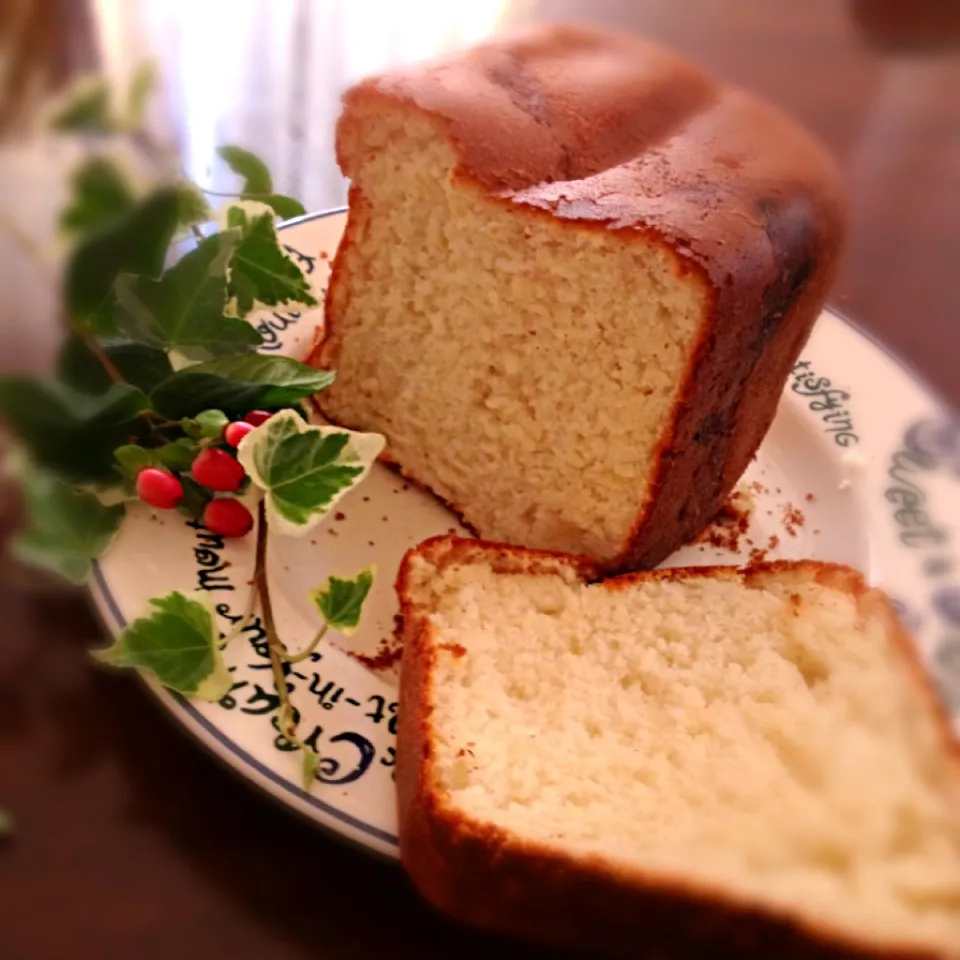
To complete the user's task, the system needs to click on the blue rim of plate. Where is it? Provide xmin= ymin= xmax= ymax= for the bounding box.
xmin=86 ymin=205 xmax=957 ymax=855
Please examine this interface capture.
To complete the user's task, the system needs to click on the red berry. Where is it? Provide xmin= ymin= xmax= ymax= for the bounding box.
xmin=243 ymin=410 xmax=273 ymax=427
xmin=203 ymin=498 xmax=254 ymax=538
xmin=136 ymin=468 xmax=183 ymax=510
xmin=191 ymin=448 xmax=246 ymax=492
xmin=224 ymin=420 xmax=255 ymax=447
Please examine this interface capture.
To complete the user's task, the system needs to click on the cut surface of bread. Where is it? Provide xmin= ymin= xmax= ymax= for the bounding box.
xmin=396 ymin=537 xmax=960 ymax=958
xmin=311 ymin=24 xmax=847 ymax=571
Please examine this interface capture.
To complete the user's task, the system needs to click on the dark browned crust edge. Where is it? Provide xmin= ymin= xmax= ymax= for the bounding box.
xmin=394 ymin=535 xmax=960 ymax=959
xmin=306 ymin=25 xmax=847 ymax=573
xmin=307 ymin=144 xmax=841 ymax=576
xmin=619 ymin=206 xmax=841 ymax=571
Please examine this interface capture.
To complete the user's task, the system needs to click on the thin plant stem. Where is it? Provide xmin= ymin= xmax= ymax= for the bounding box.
xmin=254 ymin=499 xmax=302 ymax=745
xmin=219 ymin=578 xmax=260 ymax=648
xmin=78 ymin=327 xmax=123 ymax=383
xmin=201 ymin=188 xmax=271 ymax=200
xmin=141 ymin=410 xmax=181 ymax=428
xmin=281 ymin=623 xmax=328 ymax=664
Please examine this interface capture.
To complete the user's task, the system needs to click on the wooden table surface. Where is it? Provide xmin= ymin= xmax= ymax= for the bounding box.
xmin=1 ymin=2 xmax=958 ymax=958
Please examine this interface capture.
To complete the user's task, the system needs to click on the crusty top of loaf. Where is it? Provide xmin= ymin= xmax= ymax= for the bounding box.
xmin=336 ymin=23 xmax=847 ymax=289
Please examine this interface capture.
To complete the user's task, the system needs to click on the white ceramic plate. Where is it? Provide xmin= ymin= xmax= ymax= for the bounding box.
xmin=89 ymin=209 xmax=960 ymax=860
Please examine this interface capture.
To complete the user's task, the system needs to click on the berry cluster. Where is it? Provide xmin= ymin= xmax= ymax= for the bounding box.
xmin=134 ymin=410 xmax=272 ymax=537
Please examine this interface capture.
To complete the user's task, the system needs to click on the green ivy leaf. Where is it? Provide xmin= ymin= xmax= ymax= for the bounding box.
xmin=227 ymin=206 xmax=248 ymax=231
xmin=65 ymin=186 xmax=181 ymax=327
xmin=151 ymin=356 xmax=334 ymax=419
xmin=113 ymin=438 xmax=198 ymax=476
xmin=175 ymin=184 xmax=212 ymax=227
xmin=236 ymin=410 xmax=384 ymax=536
xmin=309 ymin=567 xmax=375 ymax=637
xmin=154 ymin=438 xmax=198 ymax=472
xmin=57 ymin=333 xmax=174 ymax=395
xmin=125 ymin=61 xmax=156 ymax=127
xmin=114 ymin=444 xmax=154 ymax=478
xmin=262 ymin=195 xmax=307 ymax=220
xmin=84 ymin=299 xmax=122 ymax=339
xmin=12 ymin=469 xmax=125 ymax=584
xmin=302 ymin=749 xmax=320 ymax=791
xmin=114 ymin=231 xmax=261 ymax=357
xmin=95 ymin=591 xmax=231 ymax=699
xmin=214 ymin=147 xmax=305 ymax=219
xmin=60 ymin=157 xmax=136 ymax=236
xmin=47 ymin=77 xmax=114 ymax=134
xmin=0 ymin=378 xmax=151 ymax=483
xmin=217 ymin=145 xmax=272 ymax=196
xmin=181 ymin=409 xmax=229 ymax=440
xmin=177 ymin=475 xmax=212 ymax=520
xmin=227 ymin=212 xmax=317 ymax=316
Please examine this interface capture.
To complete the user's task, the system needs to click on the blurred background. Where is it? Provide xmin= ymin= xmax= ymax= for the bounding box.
xmin=1 ymin=3 xmax=958 ymax=960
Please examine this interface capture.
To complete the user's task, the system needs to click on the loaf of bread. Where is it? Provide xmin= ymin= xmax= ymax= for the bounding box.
xmin=309 ymin=24 xmax=847 ymax=571
xmin=395 ymin=536 xmax=960 ymax=958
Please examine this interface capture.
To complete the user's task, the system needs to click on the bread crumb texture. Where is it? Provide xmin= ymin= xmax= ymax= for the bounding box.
xmin=323 ymin=109 xmax=705 ymax=563
xmin=414 ymin=558 xmax=960 ymax=953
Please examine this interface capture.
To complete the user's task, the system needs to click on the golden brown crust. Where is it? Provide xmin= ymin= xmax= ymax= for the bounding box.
xmin=334 ymin=26 xmax=716 ymax=194
xmin=395 ymin=536 xmax=960 ymax=959
xmin=313 ymin=23 xmax=848 ymax=572
xmin=397 ymin=533 xmax=601 ymax=585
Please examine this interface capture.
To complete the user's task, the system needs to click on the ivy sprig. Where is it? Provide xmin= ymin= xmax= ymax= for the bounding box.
xmin=0 ymin=66 xmax=385 ymax=819
xmin=237 ymin=409 xmax=384 ymax=535
xmin=216 ymin=145 xmax=307 ymax=221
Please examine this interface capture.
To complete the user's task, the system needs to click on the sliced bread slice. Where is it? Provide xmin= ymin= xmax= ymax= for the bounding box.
xmin=395 ymin=536 xmax=960 ymax=958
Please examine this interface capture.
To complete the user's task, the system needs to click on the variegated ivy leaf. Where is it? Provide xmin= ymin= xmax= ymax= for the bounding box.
xmin=95 ymin=591 xmax=231 ymax=700
xmin=310 ymin=567 xmax=375 ymax=637
xmin=236 ymin=410 xmax=384 ymax=536
xmin=225 ymin=209 xmax=317 ymax=316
